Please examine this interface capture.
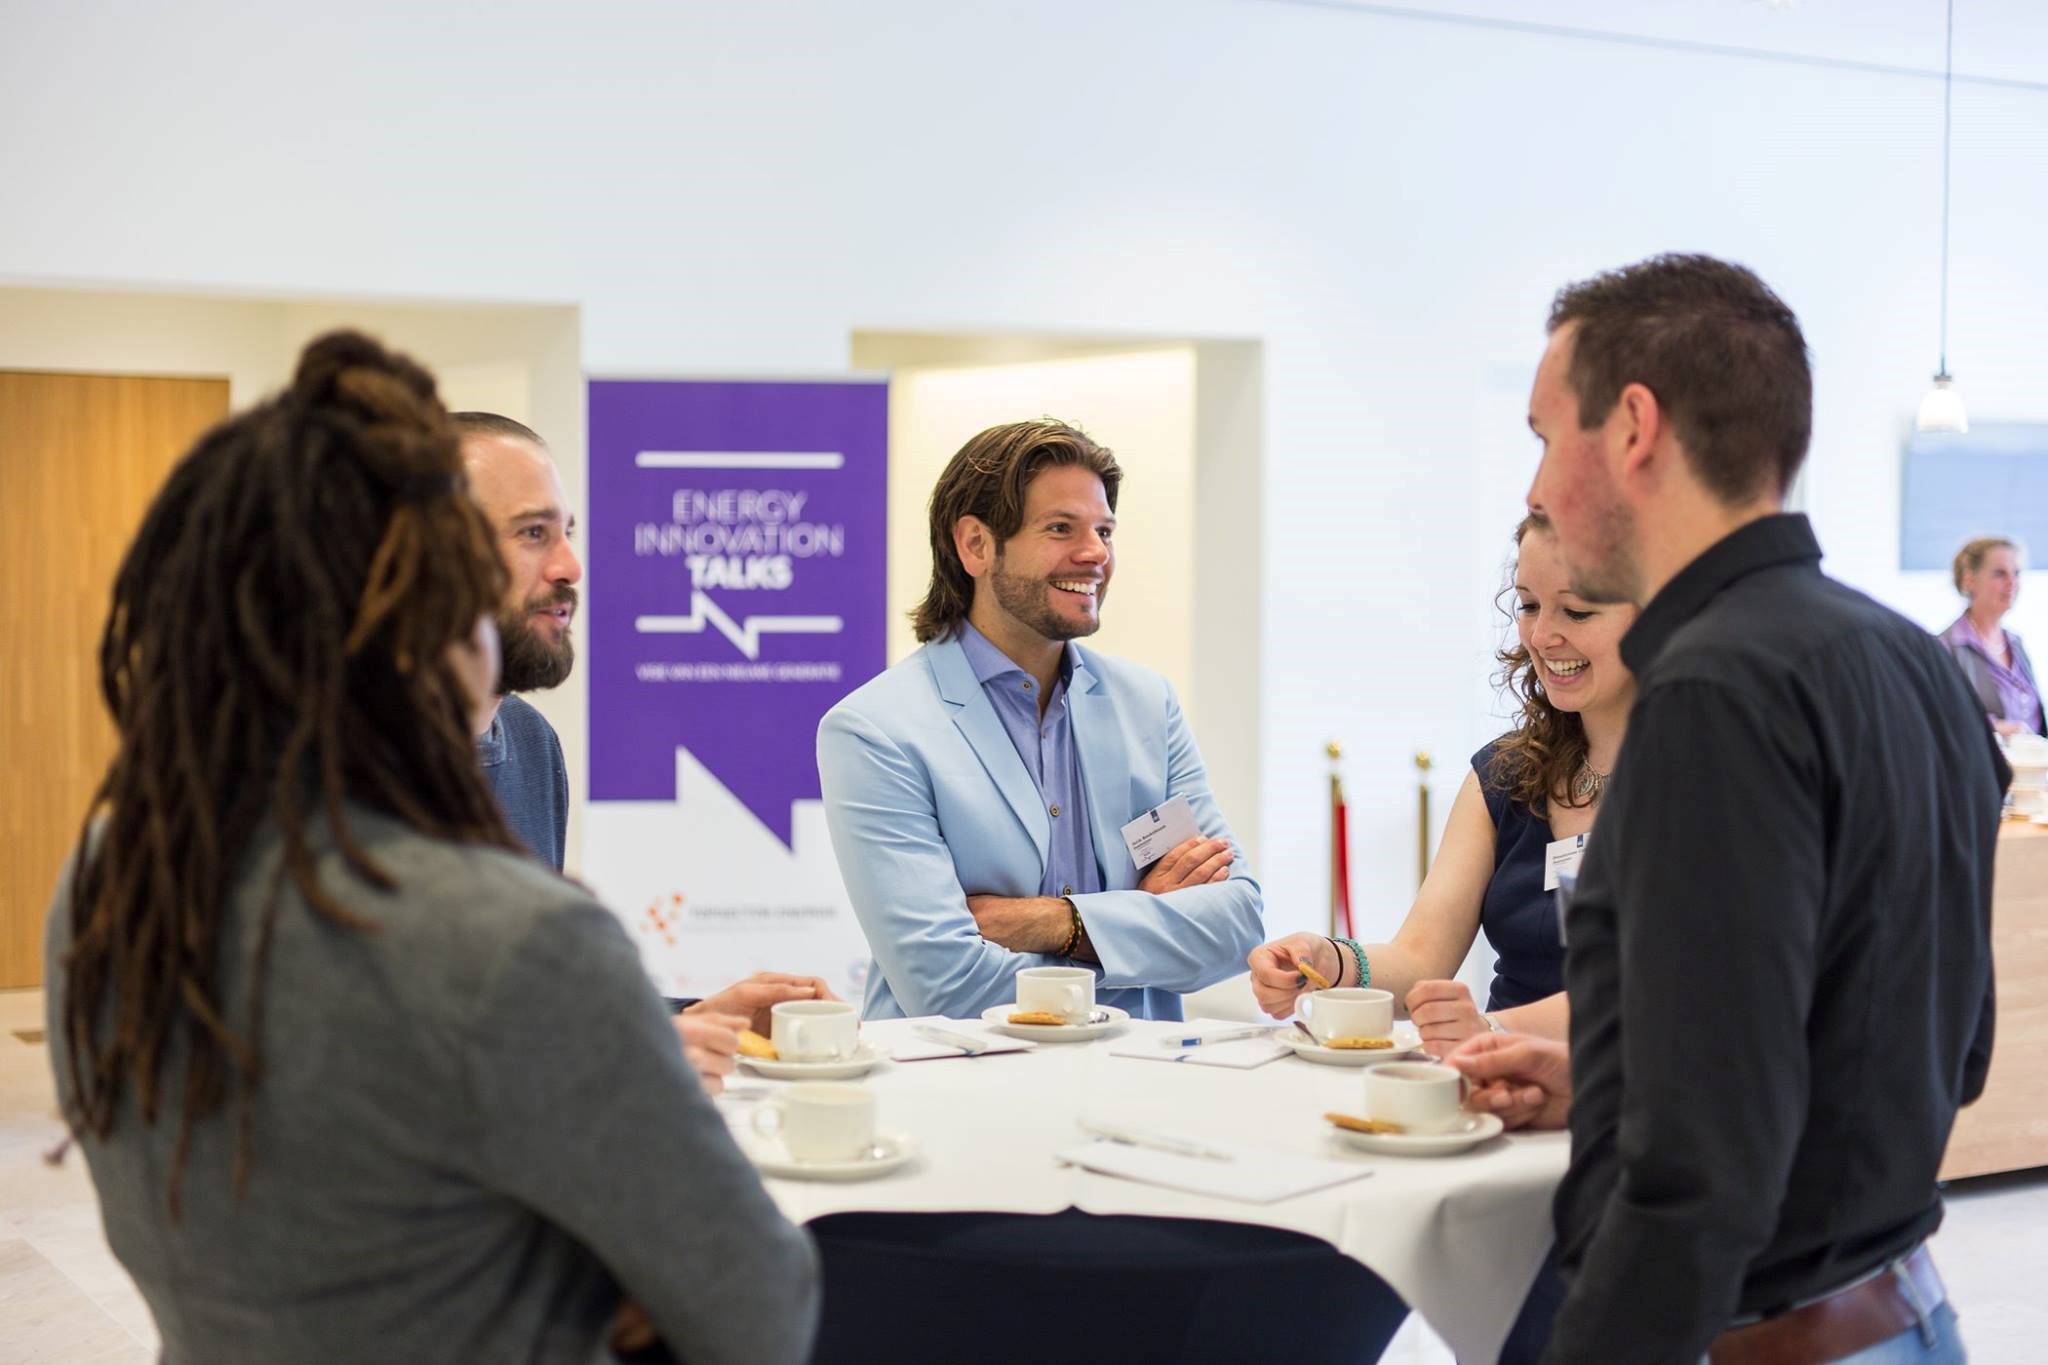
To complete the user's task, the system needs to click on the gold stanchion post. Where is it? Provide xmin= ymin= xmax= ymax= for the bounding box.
xmin=1414 ymin=750 xmax=1434 ymax=888
xmin=1327 ymin=741 xmax=1347 ymax=939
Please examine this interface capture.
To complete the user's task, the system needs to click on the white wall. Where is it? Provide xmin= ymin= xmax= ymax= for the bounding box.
xmin=880 ymin=348 xmax=1198 ymax=695
xmin=4 ymin=0 xmax=2045 ymax=945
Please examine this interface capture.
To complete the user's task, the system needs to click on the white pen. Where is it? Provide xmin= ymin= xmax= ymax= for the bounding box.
xmin=1076 ymin=1119 xmax=1234 ymax=1161
xmin=1157 ymin=1026 xmax=1276 ymax=1049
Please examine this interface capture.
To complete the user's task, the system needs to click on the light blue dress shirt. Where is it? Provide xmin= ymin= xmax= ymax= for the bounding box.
xmin=955 ymin=624 xmax=1104 ymax=902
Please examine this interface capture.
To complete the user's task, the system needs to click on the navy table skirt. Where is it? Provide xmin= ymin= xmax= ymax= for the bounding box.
xmin=803 ymin=1209 xmax=1410 ymax=1365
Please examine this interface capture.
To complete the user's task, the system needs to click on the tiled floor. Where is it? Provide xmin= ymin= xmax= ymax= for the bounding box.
xmin=3 ymin=983 xmax=2044 ymax=1364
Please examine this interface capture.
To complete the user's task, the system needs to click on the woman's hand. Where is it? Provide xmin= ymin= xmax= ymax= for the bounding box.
xmin=1406 ymin=979 xmax=1490 ymax=1058
xmin=1247 ymin=933 xmax=1342 ymax=1018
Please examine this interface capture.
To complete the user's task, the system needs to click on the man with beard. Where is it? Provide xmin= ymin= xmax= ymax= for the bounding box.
xmin=1450 ymin=255 xmax=2001 ymax=1363
xmin=456 ymin=414 xmax=837 ymax=1094
xmin=818 ymin=419 xmax=1263 ymax=1020
xmin=456 ymin=413 xmax=579 ymax=871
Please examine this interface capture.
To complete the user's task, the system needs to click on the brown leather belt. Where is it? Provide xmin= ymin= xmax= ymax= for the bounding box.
xmin=1707 ymin=1245 xmax=1946 ymax=1365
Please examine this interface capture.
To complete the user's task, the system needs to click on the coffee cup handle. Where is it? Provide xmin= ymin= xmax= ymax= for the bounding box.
xmin=1060 ymin=983 xmax=1087 ymax=1021
xmin=1299 ymin=995 xmax=1319 ymax=1037
xmin=751 ymin=1103 xmax=785 ymax=1137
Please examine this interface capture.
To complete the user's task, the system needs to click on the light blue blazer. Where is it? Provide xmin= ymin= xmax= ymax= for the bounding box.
xmin=817 ymin=634 xmax=1263 ymax=1021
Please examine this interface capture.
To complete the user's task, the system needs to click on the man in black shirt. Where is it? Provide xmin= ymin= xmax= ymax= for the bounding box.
xmin=1454 ymin=254 xmax=2004 ymax=1363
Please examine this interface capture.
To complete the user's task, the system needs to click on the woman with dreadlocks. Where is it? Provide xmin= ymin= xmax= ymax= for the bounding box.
xmin=45 ymin=331 xmax=818 ymax=1365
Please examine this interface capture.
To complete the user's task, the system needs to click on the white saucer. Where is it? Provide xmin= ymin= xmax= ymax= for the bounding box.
xmin=1277 ymin=1022 xmax=1424 ymax=1066
xmin=1329 ymin=1111 xmax=1505 ymax=1156
xmin=980 ymin=1003 xmax=1130 ymax=1042
xmin=749 ymin=1131 xmax=919 ymax=1182
xmin=738 ymin=1041 xmax=887 ymax=1080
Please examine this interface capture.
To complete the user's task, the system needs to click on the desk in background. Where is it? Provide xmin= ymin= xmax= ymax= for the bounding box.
xmin=1941 ymin=820 xmax=2048 ymax=1181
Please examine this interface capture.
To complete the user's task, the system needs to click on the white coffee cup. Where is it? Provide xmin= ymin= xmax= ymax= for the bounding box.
xmin=1300 ymin=987 xmax=1394 ymax=1045
xmin=1016 ymin=965 xmax=1096 ymax=1024
xmin=1364 ymin=1061 xmax=1471 ymax=1134
xmin=751 ymin=1082 xmax=876 ymax=1163
xmin=770 ymin=999 xmax=860 ymax=1062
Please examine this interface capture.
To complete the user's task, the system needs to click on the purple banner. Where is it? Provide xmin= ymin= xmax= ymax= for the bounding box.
xmin=588 ymin=380 xmax=887 ymax=845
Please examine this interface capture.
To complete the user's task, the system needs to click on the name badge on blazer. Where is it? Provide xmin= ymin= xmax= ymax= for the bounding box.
xmin=1120 ymin=793 xmax=1201 ymax=868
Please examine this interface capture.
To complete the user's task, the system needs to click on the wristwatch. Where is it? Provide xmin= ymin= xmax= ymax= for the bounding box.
xmin=1484 ymin=1013 xmax=1506 ymax=1034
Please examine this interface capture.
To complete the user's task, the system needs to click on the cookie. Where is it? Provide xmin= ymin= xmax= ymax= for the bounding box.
xmin=1323 ymin=1035 xmax=1395 ymax=1050
xmin=1324 ymin=1111 xmax=1405 ymax=1135
xmin=737 ymin=1030 xmax=778 ymax=1060
xmin=1007 ymin=1010 xmax=1070 ymax=1026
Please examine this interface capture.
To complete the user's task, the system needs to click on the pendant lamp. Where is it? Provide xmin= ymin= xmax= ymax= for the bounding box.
xmin=1917 ymin=0 xmax=1967 ymax=434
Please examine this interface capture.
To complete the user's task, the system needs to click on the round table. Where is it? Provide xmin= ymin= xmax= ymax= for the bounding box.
xmin=717 ymin=1015 xmax=1569 ymax=1363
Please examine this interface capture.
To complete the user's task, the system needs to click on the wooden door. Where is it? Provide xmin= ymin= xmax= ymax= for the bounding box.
xmin=0 ymin=371 xmax=229 ymax=988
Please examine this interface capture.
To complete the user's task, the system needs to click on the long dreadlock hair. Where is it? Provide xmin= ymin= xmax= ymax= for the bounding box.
xmin=59 ymin=330 xmax=525 ymax=1217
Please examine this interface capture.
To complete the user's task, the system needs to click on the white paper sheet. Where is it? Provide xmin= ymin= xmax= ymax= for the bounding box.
xmin=1053 ymin=1137 xmax=1372 ymax=1204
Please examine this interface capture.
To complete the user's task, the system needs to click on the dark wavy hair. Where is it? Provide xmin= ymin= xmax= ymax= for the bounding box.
xmin=59 ymin=330 xmax=522 ymax=1217
xmin=1489 ymin=515 xmax=1594 ymax=816
xmin=910 ymin=419 xmax=1121 ymax=643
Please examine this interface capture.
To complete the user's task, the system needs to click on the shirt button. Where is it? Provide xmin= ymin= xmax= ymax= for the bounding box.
xmin=1050 ymin=804 xmax=1061 ymax=818
xmin=1062 ymin=884 xmax=1073 ymax=896
xmin=1022 ymin=681 xmax=1033 ymax=691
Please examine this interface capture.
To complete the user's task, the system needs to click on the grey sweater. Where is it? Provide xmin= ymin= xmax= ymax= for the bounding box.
xmin=46 ymin=806 xmax=817 ymax=1365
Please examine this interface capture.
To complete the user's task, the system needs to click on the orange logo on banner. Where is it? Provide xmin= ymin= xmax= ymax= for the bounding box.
xmin=641 ymin=892 xmax=684 ymax=948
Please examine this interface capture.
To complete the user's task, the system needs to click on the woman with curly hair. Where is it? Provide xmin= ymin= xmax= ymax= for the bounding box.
xmin=45 ymin=331 xmax=816 ymax=1365
xmin=1249 ymin=515 xmax=1636 ymax=1051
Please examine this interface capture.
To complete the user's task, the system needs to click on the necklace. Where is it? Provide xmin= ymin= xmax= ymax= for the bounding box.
xmin=1570 ymin=757 xmax=1608 ymax=805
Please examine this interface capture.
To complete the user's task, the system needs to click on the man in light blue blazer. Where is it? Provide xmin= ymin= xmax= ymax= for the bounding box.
xmin=818 ymin=419 xmax=1262 ymax=1021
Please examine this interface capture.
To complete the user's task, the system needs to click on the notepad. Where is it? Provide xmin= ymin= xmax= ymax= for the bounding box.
xmin=887 ymin=1016 xmax=1039 ymax=1061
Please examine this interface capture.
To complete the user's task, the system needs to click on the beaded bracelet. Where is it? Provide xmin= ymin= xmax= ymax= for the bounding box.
xmin=1334 ymin=937 xmax=1369 ymax=989
xmin=1059 ymin=900 xmax=1084 ymax=958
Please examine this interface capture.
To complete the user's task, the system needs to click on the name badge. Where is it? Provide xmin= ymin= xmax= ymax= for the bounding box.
xmin=1120 ymin=793 xmax=1201 ymax=869
xmin=1543 ymin=833 xmax=1587 ymax=893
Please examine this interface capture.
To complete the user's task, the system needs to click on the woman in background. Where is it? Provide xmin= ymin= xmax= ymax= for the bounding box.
xmin=49 ymin=331 xmax=816 ymax=1365
xmin=1943 ymin=536 xmax=2043 ymax=737
xmin=1249 ymin=514 xmax=1636 ymax=1053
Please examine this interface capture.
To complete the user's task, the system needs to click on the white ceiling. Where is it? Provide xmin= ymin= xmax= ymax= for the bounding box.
xmin=1259 ymin=0 xmax=2048 ymax=88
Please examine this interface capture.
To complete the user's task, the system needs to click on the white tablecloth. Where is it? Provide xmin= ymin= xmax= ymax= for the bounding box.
xmin=721 ymin=1017 xmax=1569 ymax=1363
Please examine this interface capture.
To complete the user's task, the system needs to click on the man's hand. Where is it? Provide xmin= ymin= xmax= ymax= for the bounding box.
xmin=1445 ymin=1031 xmax=1574 ymax=1130
xmin=691 ymin=972 xmax=839 ymax=1036
xmin=1247 ymin=932 xmax=1343 ymax=1019
xmin=672 ymin=1009 xmax=747 ymax=1095
xmin=1139 ymin=837 xmax=1234 ymax=895
xmin=966 ymin=895 xmax=1070 ymax=954
xmin=1407 ymin=979 xmax=1490 ymax=1058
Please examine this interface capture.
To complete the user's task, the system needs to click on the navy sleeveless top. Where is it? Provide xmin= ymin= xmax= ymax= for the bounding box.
xmin=1472 ymin=739 xmax=1568 ymax=1011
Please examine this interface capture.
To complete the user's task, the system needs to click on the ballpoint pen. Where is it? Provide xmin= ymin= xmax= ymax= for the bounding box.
xmin=1157 ymin=1026 xmax=1278 ymax=1049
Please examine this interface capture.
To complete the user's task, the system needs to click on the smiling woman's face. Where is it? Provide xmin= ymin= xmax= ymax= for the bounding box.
xmin=1514 ymin=527 xmax=1636 ymax=716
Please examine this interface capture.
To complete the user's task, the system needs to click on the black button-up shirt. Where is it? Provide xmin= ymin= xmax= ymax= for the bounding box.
xmin=1548 ymin=514 xmax=2006 ymax=1364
